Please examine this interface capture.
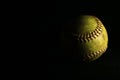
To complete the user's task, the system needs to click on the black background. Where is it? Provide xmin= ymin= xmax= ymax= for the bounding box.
xmin=32 ymin=1 xmax=120 ymax=79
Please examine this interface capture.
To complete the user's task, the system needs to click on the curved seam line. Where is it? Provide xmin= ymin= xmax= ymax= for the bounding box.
xmin=83 ymin=46 xmax=107 ymax=61
xmin=72 ymin=17 xmax=103 ymax=43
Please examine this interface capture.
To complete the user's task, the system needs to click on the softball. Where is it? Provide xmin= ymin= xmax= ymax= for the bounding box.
xmin=71 ymin=15 xmax=108 ymax=62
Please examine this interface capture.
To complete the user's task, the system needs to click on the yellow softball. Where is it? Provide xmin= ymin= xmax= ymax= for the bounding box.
xmin=71 ymin=15 xmax=108 ymax=62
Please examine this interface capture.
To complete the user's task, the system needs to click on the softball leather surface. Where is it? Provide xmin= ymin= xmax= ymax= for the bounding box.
xmin=71 ymin=15 xmax=108 ymax=62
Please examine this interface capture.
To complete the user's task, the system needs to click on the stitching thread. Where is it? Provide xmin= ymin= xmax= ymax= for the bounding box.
xmin=83 ymin=46 xmax=107 ymax=61
xmin=72 ymin=18 xmax=103 ymax=42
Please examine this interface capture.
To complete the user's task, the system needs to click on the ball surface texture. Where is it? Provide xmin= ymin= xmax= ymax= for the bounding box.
xmin=70 ymin=15 xmax=108 ymax=62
